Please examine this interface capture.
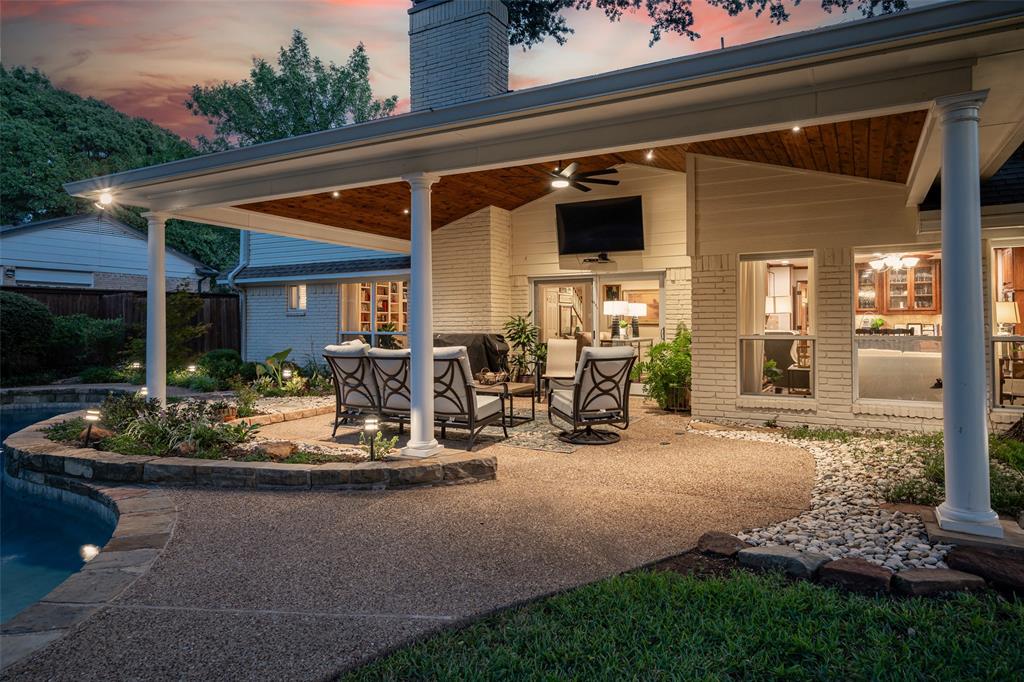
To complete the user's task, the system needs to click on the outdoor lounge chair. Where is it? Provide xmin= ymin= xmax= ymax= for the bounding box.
xmin=323 ymin=340 xmax=378 ymax=437
xmin=433 ymin=346 xmax=507 ymax=451
xmin=547 ymin=346 xmax=637 ymax=445
xmin=368 ymin=347 xmax=412 ymax=432
xmin=542 ymin=338 xmax=577 ymax=397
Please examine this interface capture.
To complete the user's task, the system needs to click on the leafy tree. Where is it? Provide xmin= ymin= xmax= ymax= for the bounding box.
xmin=126 ymin=288 xmax=210 ymax=369
xmin=185 ymin=30 xmax=398 ymax=151
xmin=0 ymin=66 xmax=239 ymax=271
xmin=506 ymin=0 xmax=908 ymax=48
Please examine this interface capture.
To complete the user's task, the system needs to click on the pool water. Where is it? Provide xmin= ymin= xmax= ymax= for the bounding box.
xmin=1 ymin=407 xmax=116 ymax=622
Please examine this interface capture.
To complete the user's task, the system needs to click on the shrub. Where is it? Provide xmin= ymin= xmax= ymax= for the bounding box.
xmin=634 ymin=324 xmax=692 ymax=409
xmin=43 ymin=417 xmax=86 ymax=443
xmin=108 ymin=399 xmax=259 ymax=457
xmin=79 ymin=366 xmax=122 ymax=383
xmin=199 ymin=349 xmax=243 ymax=384
xmin=231 ymin=379 xmax=259 ymax=417
xmin=48 ymin=314 xmax=126 ymax=371
xmin=100 ymin=392 xmax=160 ymax=431
xmin=0 ymin=291 xmax=54 ymax=378
xmin=187 ymin=374 xmax=218 ymax=392
xmin=989 ymin=436 xmax=1024 ymax=474
xmin=125 ymin=288 xmax=209 ymax=369
xmin=883 ymin=478 xmax=944 ymax=506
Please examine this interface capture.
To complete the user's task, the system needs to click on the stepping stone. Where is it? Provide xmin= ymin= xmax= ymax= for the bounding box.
xmin=737 ymin=546 xmax=829 ymax=579
xmin=819 ymin=558 xmax=892 ymax=593
xmin=696 ymin=532 xmax=750 ymax=558
xmin=944 ymin=546 xmax=1024 ymax=594
xmin=892 ymin=568 xmax=986 ymax=597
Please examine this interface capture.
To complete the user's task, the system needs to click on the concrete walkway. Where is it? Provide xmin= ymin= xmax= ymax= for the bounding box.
xmin=4 ymin=405 xmax=813 ymax=681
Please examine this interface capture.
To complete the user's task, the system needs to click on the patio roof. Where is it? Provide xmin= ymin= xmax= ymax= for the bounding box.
xmin=236 ymin=111 xmax=927 ymax=239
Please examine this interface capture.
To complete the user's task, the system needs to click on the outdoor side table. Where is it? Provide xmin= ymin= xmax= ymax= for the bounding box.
xmin=476 ymin=382 xmax=536 ymax=426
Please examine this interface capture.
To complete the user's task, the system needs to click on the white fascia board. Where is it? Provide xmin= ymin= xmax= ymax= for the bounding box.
xmin=234 ymin=269 xmax=410 ymax=285
xmin=919 ymin=203 xmax=1024 ymax=233
xmin=144 ymin=61 xmax=975 ymax=213
xmin=64 ymin=1 xmax=1023 ymax=202
xmin=905 ymin=106 xmax=942 ymax=207
xmin=169 ymin=206 xmax=410 ymax=254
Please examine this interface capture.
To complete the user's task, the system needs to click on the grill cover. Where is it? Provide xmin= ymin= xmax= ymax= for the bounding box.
xmin=433 ymin=333 xmax=509 ymax=375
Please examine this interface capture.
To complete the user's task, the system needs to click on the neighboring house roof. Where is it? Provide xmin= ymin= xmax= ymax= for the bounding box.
xmin=0 ymin=213 xmax=218 ymax=276
xmin=920 ymin=144 xmax=1024 ymax=210
xmin=232 ymin=256 xmax=411 ymax=283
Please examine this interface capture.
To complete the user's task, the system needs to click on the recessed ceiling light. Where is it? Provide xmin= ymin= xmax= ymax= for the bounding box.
xmin=331 ymin=191 xmax=340 ymax=198
xmin=645 ymin=150 xmax=654 ymax=161
xmin=98 ymin=191 xmax=113 ymax=205
xmin=551 ymin=179 xmax=570 ymax=189
xmin=791 ymin=126 xmax=802 ymax=133
xmin=403 ymin=208 xmax=409 ymax=215
xmin=781 ymin=260 xmax=790 ymax=265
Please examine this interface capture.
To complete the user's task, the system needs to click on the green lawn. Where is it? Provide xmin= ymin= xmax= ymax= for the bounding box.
xmin=343 ymin=570 xmax=1023 ymax=681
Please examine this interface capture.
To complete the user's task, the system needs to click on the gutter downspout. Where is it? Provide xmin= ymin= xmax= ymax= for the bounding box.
xmin=226 ymin=230 xmax=250 ymax=360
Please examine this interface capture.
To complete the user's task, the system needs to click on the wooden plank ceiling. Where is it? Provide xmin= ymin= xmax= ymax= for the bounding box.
xmin=238 ymin=110 xmax=927 ymax=241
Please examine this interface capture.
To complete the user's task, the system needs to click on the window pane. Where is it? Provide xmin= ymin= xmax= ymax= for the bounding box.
xmin=374 ymin=333 xmax=407 ymax=350
xmin=856 ymin=336 xmax=942 ymax=402
xmin=739 ymin=255 xmax=813 ymax=336
xmin=994 ymin=340 xmax=1024 ymax=408
xmin=740 ymin=338 xmax=814 ymax=396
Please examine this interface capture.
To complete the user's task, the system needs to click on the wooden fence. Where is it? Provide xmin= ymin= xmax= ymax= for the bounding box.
xmin=9 ymin=286 xmax=240 ymax=353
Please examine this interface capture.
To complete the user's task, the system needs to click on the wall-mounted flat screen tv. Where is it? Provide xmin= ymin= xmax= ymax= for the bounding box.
xmin=556 ymin=196 xmax=644 ymax=256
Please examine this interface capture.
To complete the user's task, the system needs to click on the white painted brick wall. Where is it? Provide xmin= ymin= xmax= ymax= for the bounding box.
xmin=244 ymin=283 xmax=339 ymax=364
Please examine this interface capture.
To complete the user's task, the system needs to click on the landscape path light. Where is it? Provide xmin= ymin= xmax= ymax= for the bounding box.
xmin=364 ymin=416 xmax=380 ymax=461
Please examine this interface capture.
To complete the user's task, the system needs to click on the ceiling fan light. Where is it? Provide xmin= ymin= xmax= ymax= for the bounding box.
xmin=902 ymin=256 xmax=920 ymax=268
xmin=551 ymin=178 xmax=570 ymax=189
xmin=869 ymin=259 xmax=885 ymax=271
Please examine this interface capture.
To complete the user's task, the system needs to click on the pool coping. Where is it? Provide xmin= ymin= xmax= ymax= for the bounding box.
xmin=3 ymin=410 xmax=497 ymax=491
xmin=0 ymin=471 xmax=177 ymax=671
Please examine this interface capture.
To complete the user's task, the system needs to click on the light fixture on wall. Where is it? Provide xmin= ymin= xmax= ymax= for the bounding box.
xmin=603 ymin=300 xmax=630 ymax=339
xmin=868 ymin=254 xmax=921 ymax=272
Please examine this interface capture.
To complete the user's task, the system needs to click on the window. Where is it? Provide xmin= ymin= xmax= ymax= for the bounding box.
xmin=992 ymin=245 xmax=1024 ymax=408
xmin=287 ymin=284 xmax=307 ymax=313
xmin=339 ymin=280 xmax=408 ymax=348
xmin=853 ymin=248 xmax=942 ymax=402
xmin=738 ymin=253 xmax=815 ymax=397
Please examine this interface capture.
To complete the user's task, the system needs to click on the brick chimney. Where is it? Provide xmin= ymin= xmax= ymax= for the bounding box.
xmin=409 ymin=0 xmax=509 ymax=112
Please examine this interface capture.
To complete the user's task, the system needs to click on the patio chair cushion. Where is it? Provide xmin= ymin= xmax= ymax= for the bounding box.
xmin=550 ymin=389 xmax=574 ymax=417
xmin=369 ymin=347 xmax=411 ymax=412
xmin=323 ymin=340 xmax=375 ymax=408
xmin=475 ymin=394 xmax=503 ymax=420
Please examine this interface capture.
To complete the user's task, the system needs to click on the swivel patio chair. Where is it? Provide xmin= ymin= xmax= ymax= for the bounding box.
xmin=547 ymin=346 xmax=637 ymax=445
xmin=433 ymin=346 xmax=507 ymax=451
xmin=323 ymin=340 xmax=378 ymax=437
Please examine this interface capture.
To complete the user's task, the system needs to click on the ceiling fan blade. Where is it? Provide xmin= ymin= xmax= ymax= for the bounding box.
xmin=578 ymin=168 xmax=618 ymax=178
xmin=580 ymin=178 xmax=620 ymax=186
xmin=570 ymin=181 xmax=592 ymax=192
xmin=561 ymin=161 xmax=579 ymax=177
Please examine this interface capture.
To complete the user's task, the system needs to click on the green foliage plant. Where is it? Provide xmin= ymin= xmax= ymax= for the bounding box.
xmin=48 ymin=314 xmax=126 ymax=372
xmin=762 ymin=359 xmax=783 ymax=386
xmin=633 ymin=324 xmax=692 ymax=409
xmin=0 ymin=291 xmax=54 ymax=378
xmin=255 ymin=348 xmax=292 ymax=388
xmin=126 ymin=289 xmax=209 ymax=370
xmin=359 ymin=430 xmax=399 ymax=461
xmin=502 ymin=313 xmax=540 ymax=381
xmin=198 ymin=349 xmax=244 ymax=386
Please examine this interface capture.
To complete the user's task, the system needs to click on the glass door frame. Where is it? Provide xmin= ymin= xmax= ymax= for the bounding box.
xmin=338 ymin=275 xmax=410 ymax=348
xmin=531 ymin=276 xmax=599 ymax=343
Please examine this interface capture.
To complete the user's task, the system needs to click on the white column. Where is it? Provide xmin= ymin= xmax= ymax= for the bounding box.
xmin=144 ymin=213 xmax=168 ymax=406
xmin=933 ymin=91 xmax=1003 ymax=538
xmin=402 ymin=173 xmax=443 ymax=457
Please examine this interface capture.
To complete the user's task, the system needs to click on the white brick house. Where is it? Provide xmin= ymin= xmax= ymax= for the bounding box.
xmin=73 ymin=1 xmax=1024 ymax=537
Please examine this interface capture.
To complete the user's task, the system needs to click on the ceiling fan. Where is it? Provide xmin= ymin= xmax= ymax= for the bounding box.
xmin=547 ymin=161 xmax=619 ymax=192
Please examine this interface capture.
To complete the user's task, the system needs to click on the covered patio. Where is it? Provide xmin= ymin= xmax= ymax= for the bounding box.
xmin=65 ymin=1 xmax=1024 ymax=539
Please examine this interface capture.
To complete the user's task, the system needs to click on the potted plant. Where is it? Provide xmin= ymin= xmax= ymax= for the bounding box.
xmin=502 ymin=314 xmax=540 ymax=382
xmin=633 ymin=324 xmax=692 ymax=411
xmin=870 ymin=317 xmax=886 ymax=332
xmin=763 ymin=359 xmax=783 ymax=393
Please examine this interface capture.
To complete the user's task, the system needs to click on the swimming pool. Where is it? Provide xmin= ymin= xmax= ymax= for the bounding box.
xmin=1 ymin=407 xmax=116 ymax=622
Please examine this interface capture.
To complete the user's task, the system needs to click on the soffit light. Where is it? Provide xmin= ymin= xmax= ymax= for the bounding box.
xmin=95 ymin=191 xmax=114 ymax=210
xmin=645 ymin=150 xmax=654 ymax=161
xmin=791 ymin=126 xmax=801 ymax=133
xmin=331 ymin=191 xmax=340 ymax=198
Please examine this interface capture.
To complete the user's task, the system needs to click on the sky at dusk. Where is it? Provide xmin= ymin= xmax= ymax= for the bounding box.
xmin=1 ymin=0 xmax=938 ymax=142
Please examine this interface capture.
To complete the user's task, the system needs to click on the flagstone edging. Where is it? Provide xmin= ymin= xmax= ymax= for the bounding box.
xmin=3 ymin=410 xmax=497 ymax=492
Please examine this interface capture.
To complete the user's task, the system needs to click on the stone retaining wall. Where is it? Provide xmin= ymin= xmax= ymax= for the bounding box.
xmin=4 ymin=411 xmax=497 ymax=491
xmin=0 ymin=386 xmax=128 ymax=408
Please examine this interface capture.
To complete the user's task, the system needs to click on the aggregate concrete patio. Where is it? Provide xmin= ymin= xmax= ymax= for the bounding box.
xmin=4 ymin=403 xmax=813 ymax=681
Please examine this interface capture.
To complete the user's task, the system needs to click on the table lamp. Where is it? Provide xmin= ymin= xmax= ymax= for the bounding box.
xmin=996 ymin=301 xmax=1020 ymax=335
xmin=603 ymin=300 xmax=630 ymax=339
xmin=628 ymin=302 xmax=647 ymax=337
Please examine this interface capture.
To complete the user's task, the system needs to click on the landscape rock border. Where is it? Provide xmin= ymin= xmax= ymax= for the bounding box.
xmin=0 ymin=474 xmax=176 ymax=670
xmin=3 ymin=410 xmax=497 ymax=491
xmin=693 ymin=531 xmax=1017 ymax=597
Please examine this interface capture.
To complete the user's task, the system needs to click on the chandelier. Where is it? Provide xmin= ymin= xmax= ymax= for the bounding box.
xmin=868 ymin=254 xmax=920 ymax=272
